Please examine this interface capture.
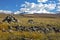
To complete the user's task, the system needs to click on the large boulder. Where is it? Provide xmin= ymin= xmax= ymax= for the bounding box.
xmin=2 ymin=15 xmax=18 ymax=23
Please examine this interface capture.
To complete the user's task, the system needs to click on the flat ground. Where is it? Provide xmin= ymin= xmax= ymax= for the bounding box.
xmin=0 ymin=13 xmax=60 ymax=40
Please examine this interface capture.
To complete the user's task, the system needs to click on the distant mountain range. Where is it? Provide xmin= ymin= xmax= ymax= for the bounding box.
xmin=0 ymin=11 xmax=60 ymax=15
xmin=0 ymin=12 xmax=60 ymax=18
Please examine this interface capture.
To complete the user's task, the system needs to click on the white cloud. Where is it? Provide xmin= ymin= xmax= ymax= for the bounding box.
xmin=0 ymin=10 xmax=12 ymax=14
xmin=57 ymin=9 xmax=60 ymax=11
xmin=46 ymin=3 xmax=56 ymax=10
xmin=56 ymin=6 xmax=60 ymax=12
xmin=14 ymin=11 xmax=21 ymax=14
xmin=56 ymin=2 xmax=60 ymax=12
xmin=58 ymin=0 xmax=60 ymax=1
xmin=14 ymin=0 xmax=57 ymax=14
xmin=57 ymin=6 xmax=60 ymax=8
xmin=37 ymin=0 xmax=48 ymax=3
xmin=17 ymin=1 xmax=56 ymax=14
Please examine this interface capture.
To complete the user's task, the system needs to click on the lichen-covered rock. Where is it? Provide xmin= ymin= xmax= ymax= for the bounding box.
xmin=2 ymin=15 xmax=17 ymax=23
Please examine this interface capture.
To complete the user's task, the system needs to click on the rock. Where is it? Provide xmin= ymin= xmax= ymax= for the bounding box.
xmin=18 ymin=26 xmax=25 ymax=31
xmin=2 ymin=15 xmax=17 ymax=23
xmin=28 ymin=27 xmax=35 ymax=32
xmin=14 ymin=25 xmax=20 ymax=31
xmin=52 ymin=27 xmax=60 ymax=33
xmin=28 ymin=19 xmax=34 ymax=24
xmin=8 ymin=26 xmax=13 ymax=29
xmin=47 ymin=24 xmax=51 ymax=27
xmin=2 ymin=28 xmax=6 ymax=32
xmin=44 ymin=28 xmax=50 ymax=33
xmin=8 ymin=30 xmax=14 ymax=33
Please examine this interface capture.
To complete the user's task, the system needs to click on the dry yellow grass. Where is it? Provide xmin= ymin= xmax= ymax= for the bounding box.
xmin=0 ymin=14 xmax=60 ymax=40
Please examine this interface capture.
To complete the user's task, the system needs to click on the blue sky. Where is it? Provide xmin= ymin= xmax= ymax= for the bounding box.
xmin=0 ymin=0 xmax=25 ymax=11
xmin=0 ymin=0 xmax=60 ymax=14
xmin=0 ymin=0 xmax=38 ymax=12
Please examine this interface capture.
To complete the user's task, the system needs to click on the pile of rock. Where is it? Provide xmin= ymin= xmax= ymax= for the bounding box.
xmin=7 ymin=25 xmax=60 ymax=33
xmin=2 ymin=15 xmax=17 ymax=23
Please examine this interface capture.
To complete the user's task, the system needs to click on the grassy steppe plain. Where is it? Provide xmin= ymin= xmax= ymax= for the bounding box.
xmin=0 ymin=14 xmax=60 ymax=40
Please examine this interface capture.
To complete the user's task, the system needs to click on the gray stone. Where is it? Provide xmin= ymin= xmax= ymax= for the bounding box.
xmin=2 ymin=15 xmax=17 ymax=23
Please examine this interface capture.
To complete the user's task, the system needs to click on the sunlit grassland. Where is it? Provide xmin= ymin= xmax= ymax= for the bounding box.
xmin=0 ymin=14 xmax=60 ymax=40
